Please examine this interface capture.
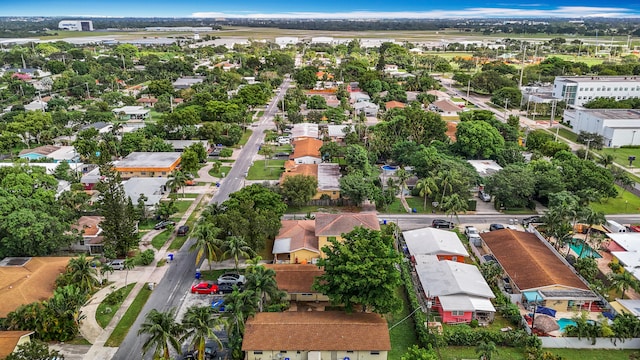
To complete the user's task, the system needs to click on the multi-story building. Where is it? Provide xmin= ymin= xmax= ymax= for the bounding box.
xmin=553 ymin=76 xmax=640 ymax=107
xmin=114 ymin=152 xmax=181 ymax=179
xmin=563 ymin=108 xmax=640 ymax=147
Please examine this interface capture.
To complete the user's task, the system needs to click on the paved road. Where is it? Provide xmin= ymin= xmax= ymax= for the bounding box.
xmin=113 ymin=79 xmax=291 ymax=360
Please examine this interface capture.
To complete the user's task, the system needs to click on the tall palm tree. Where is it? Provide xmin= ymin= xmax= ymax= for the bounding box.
xmin=223 ymin=289 xmax=258 ymax=360
xmin=190 ymin=222 xmax=224 ymax=271
xmin=475 ymin=340 xmax=498 ymax=360
xmin=415 ymin=177 xmax=437 ymax=211
xmin=609 ymin=271 xmax=640 ymax=299
xmin=167 ymin=170 xmax=188 ymax=198
xmin=181 ymin=306 xmax=224 ymax=360
xmin=99 ymin=262 xmax=114 ymax=285
xmin=580 ymin=208 xmax=606 ymax=258
xmin=245 ymin=264 xmax=284 ymax=312
xmin=395 ymin=168 xmax=410 ymax=202
xmin=442 ymin=193 xmax=468 ymax=224
xmin=260 ymin=145 xmax=275 ymax=168
xmin=66 ymin=254 xmax=100 ymax=293
xmin=138 ymin=308 xmax=184 ymax=360
xmin=222 ymin=236 xmax=255 ymax=272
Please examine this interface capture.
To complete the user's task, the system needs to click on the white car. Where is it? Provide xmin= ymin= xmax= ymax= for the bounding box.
xmin=217 ymin=273 xmax=246 ymax=285
xmin=464 ymin=226 xmax=481 ymax=241
xmin=277 ymin=137 xmax=291 ymax=145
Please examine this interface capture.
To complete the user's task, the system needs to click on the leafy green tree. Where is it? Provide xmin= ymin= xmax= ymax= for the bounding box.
xmin=181 ymin=306 xmax=224 ymax=360
xmin=4 ymin=340 xmax=64 ymax=360
xmin=416 ymin=177 xmax=437 ymax=211
xmin=339 ymin=171 xmax=376 ymax=206
xmin=442 ymin=193 xmax=468 ymax=223
xmin=314 ymin=227 xmax=402 ymax=314
xmin=574 ymin=257 xmax=598 ymax=283
xmin=180 ymin=149 xmax=200 ymax=174
xmin=491 ymin=87 xmax=522 ymax=108
xmin=401 ymin=345 xmax=438 ymax=360
xmin=307 ymin=95 xmax=328 ymax=109
xmin=455 ymin=121 xmax=505 ymax=159
xmin=54 ymin=160 xmax=75 ymax=182
xmin=138 ymin=308 xmax=184 ymax=360
xmin=344 ymin=144 xmax=373 ymax=176
xmin=280 ymin=174 xmax=317 ymax=208
xmin=63 ymin=254 xmax=100 ymax=293
xmin=156 ymin=200 xmax=179 ymax=220
xmin=475 ymin=340 xmax=498 ymax=360
xmin=96 ymin=164 xmax=139 ymax=258
xmin=223 ymin=236 xmax=255 ymax=272
xmin=223 ymin=288 xmax=258 ymax=360
xmin=486 ymin=164 xmax=535 ymax=209
xmin=190 ymin=222 xmax=224 ymax=271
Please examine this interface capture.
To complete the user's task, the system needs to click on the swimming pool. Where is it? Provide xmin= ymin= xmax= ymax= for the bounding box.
xmin=556 ymin=318 xmax=576 ymax=332
xmin=382 ymin=165 xmax=398 ymax=171
xmin=569 ymin=239 xmax=602 ymax=259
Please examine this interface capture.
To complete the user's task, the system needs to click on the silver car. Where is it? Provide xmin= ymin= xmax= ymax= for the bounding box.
xmin=217 ymin=273 xmax=246 ymax=285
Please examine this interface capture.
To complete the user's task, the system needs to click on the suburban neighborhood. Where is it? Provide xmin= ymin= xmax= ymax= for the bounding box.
xmin=2 ymin=16 xmax=640 ymax=360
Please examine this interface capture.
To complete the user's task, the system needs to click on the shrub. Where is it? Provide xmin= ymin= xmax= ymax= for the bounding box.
xmin=103 ymin=288 xmax=126 ymax=305
xmin=470 ymin=319 xmax=479 ymax=328
xmin=135 ymin=249 xmax=155 ymax=266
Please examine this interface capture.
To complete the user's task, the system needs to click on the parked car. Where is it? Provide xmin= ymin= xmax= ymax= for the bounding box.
xmin=432 ymin=219 xmax=454 ymax=229
xmin=217 ymin=273 xmax=246 ymax=285
xmin=108 ymin=259 xmax=125 ymax=270
xmin=464 ymin=226 xmax=481 ymax=240
xmin=204 ymin=340 xmax=218 ymax=359
xmin=177 ymin=225 xmax=190 ymax=236
xmin=521 ymin=216 xmax=542 ymax=226
xmin=479 ymin=191 xmax=491 ymax=202
xmin=217 ymin=283 xmax=243 ymax=294
xmin=154 ymin=220 xmax=176 ymax=230
xmin=211 ymin=299 xmax=226 ymax=312
xmin=191 ymin=282 xmax=219 ymax=295
xmin=489 ymin=223 xmax=505 ymax=231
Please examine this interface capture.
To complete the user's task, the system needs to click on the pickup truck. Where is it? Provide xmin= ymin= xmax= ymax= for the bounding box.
xmin=464 ymin=226 xmax=481 ymax=240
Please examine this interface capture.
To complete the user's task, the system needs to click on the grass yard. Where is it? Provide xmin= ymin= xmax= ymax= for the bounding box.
xmin=151 ymin=230 xmax=171 ymax=250
xmin=386 ymin=197 xmax=433 ymax=214
xmin=200 ymin=269 xmax=235 ymax=281
xmin=247 ymin=160 xmax=285 ymax=180
xmin=105 ymin=286 xmax=153 ymax=347
xmin=554 ymin=126 xmax=579 ymax=142
xmin=387 ymin=287 xmax=418 ymax=360
xmin=169 ymin=193 xmax=200 ymax=199
xmin=208 ymin=166 xmax=232 ymax=178
xmin=95 ymin=284 xmax=135 ymax=328
xmin=590 ymin=185 xmax=640 ymax=214
xmin=237 ymin=129 xmax=253 ymax=147
xmin=545 ymin=349 xmax=638 ymax=360
xmin=597 ymin=147 xmax=640 ymax=168
xmin=173 ymin=200 xmax=193 ymax=215
xmin=441 ymin=346 xmax=527 ymax=360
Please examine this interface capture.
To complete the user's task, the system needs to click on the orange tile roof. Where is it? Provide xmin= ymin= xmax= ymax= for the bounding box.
xmin=292 ymin=138 xmax=323 ymax=159
xmin=275 ymin=220 xmax=318 ymax=253
xmin=265 ymin=264 xmax=324 ymax=293
xmin=314 ymin=213 xmax=381 ymax=237
xmin=279 ymin=164 xmax=318 ymax=183
xmin=0 ymin=331 xmax=33 ymax=359
xmin=242 ymin=312 xmax=391 ymax=351
xmin=71 ymin=216 xmax=104 ymax=236
xmin=481 ymin=230 xmax=589 ymax=291
xmin=385 ymin=101 xmax=406 ymax=110
xmin=0 ymin=257 xmax=71 ymax=317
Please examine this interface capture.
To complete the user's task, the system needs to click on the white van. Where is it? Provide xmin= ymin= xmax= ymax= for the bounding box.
xmin=108 ymin=259 xmax=126 ymax=270
xmin=606 ymin=220 xmax=627 ymax=233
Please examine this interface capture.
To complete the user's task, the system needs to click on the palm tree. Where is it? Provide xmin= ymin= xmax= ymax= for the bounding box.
xmin=580 ymin=208 xmax=606 ymax=257
xmin=46 ymin=284 xmax=89 ymax=328
xmin=223 ymin=289 xmax=258 ymax=360
xmin=138 ymin=308 xmax=184 ymax=360
xmin=260 ymin=145 xmax=275 ymax=168
xmin=123 ymin=257 xmax=136 ymax=287
xmin=66 ymin=254 xmax=100 ymax=293
xmin=222 ymin=236 xmax=255 ymax=272
xmin=475 ymin=340 xmax=498 ymax=360
xmin=415 ymin=177 xmax=437 ymax=211
xmin=167 ymin=170 xmax=188 ymax=198
xmin=245 ymin=264 xmax=284 ymax=312
xmin=442 ymin=193 xmax=468 ymax=224
xmin=609 ymin=271 xmax=640 ymax=299
xmin=395 ymin=168 xmax=410 ymax=202
xmin=181 ymin=306 xmax=224 ymax=360
xmin=190 ymin=222 xmax=224 ymax=271
xmin=99 ymin=262 xmax=114 ymax=285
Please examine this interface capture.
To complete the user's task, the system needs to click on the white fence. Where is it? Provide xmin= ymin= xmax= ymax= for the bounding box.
xmin=541 ymin=336 xmax=640 ymax=349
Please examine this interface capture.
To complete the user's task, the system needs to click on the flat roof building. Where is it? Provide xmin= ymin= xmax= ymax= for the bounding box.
xmin=114 ymin=152 xmax=181 ymax=179
xmin=552 ymin=76 xmax=640 ymax=107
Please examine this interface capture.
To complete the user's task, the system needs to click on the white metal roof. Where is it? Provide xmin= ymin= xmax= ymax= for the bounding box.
xmin=272 ymin=238 xmax=292 ymax=254
xmin=438 ymin=295 xmax=496 ymax=312
xmin=414 ymin=255 xmax=494 ymax=299
xmin=608 ymin=233 xmax=640 ymax=252
xmin=403 ymin=227 xmax=469 ymax=257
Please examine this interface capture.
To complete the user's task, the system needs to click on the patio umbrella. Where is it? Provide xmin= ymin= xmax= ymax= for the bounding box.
xmin=533 ymin=314 xmax=560 ymax=333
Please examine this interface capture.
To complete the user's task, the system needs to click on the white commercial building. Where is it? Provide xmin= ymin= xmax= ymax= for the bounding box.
xmin=58 ymin=20 xmax=93 ymax=31
xmin=275 ymin=37 xmax=299 ymax=48
xmin=563 ymin=108 xmax=640 ymax=147
xmin=552 ymin=76 xmax=640 ymax=107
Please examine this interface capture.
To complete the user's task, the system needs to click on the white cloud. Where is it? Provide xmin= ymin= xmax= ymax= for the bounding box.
xmin=192 ymin=6 xmax=638 ymax=19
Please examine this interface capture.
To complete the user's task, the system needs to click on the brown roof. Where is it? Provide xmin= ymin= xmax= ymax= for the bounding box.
xmin=71 ymin=216 xmax=104 ymax=236
xmin=0 ymin=331 xmax=33 ymax=359
xmin=279 ymin=164 xmax=318 ymax=184
xmin=292 ymin=138 xmax=323 ymax=159
xmin=265 ymin=264 xmax=324 ymax=293
xmin=433 ymin=99 xmax=462 ymax=113
xmin=481 ymin=230 xmax=589 ymax=291
xmin=137 ymin=97 xmax=158 ymax=103
xmin=446 ymin=121 xmax=458 ymax=141
xmin=242 ymin=312 xmax=390 ymax=351
xmin=385 ymin=101 xmax=406 ymax=110
xmin=19 ymin=145 xmax=60 ymax=156
xmin=0 ymin=257 xmax=71 ymax=317
xmin=315 ymin=213 xmax=380 ymax=237
xmin=276 ymin=220 xmax=318 ymax=253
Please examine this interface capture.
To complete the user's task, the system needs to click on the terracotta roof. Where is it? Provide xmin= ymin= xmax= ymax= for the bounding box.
xmin=279 ymin=164 xmax=318 ymax=184
xmin=0 ymin=257 xmax=71 ymax=317
xmin=275 ymin=220 xmax=318 ymax=253
xmin=265 ymin=264 xmax=324 ymax=293
xmin=314 ymin=213 xmax=380 ymax=237
xmin=292 ymin=138 xmax=323 ymax=159
xmin=19 ymin=145 xmax=60 ymax=156
xmin=242 ymin=312 xmax=390 ymax=351
xmin=71 ymin=216 xmax=104 ymax=236
xmin=0 ymin=331 xmax=33 ymax=359
xmin=385 ymin=101 xmax=406 ymax=110
xmin=481 ymin=230 xmax=589 ymax=291
xmin=433 ymin=99 xmax=462 ymax=113
xmin=137 ymin=97 xmax=158 ymax=103
xmin=446 ymin=121 xmax=458 ymax=141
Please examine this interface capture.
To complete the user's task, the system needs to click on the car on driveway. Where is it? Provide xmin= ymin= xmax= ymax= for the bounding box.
xmin=432 ymin=219 xmax=454 ymax=229
xmin=217 ymin=273 xmax=246 ymax=286
xmin=177 ymin=225 xmax=190 ymax=236
xmin=211 ymin=299 xmax=226 ymax=312
xmin=489 ymin=223 xmax=505 ymax=231
xmin=191 ymin=282 xmax=219 ymax=295
xmin=479 ymin=191 xmax=491 ymax=202
xmin=521 ymin=216 xmax=542 ymax=226
xmin=154 ymin=220 xmax=176 ymax=230
xmin=464 ymin=226 xmax=481 ymax=240
xmin=217 ymin=283 xmax=243 ymax=294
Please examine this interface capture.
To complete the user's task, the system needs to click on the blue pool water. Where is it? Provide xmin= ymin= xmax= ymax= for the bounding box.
xmin=382 ymin=165 xmax=398 ymax=171
xmin=569 ymin=239 xmax=602 ymax=259
xmin=557 ymin=318 xmax=576 ymax=332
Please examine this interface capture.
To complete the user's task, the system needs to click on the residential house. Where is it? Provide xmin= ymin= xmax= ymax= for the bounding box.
xmin=467 ymin=160 xmax=504 ymax=178
xmin=0 ymin=257 xmax=71 ymax=317
xmin=607 ymin=233 xmax=640 ymax=282
xmin=350 ymin=92 xmax=370 ymax=103
xmin=403 ymin=227 xmax=469 ymax=262
xmin=280 ymin=163 xmax=341 ymax=200
xmin=431 ymin=99 xmax=462 ymax=117
xmin=414 ymin=255 xmax=496 ymax=324
xmin=165 ymin=139 xmax=210 ymax=152
xmin=480 ymin=229 xmax=599 ymax=312
xmin=112 ymin=106 xmax=149 ymax=121
xmin=385 ymin=101 xmax=406 ymax=111
xmin=0 ymin=331 xmax=34 ymax=359
xmin=353 ymin=101 xmax=379 ymax=116
xmin=291 ymin=138 xmax=323 ymax=164
xmin=19 ymin=145 xmax=79 ymax=163
xmin=315 ymin=212 xmax=380 ymax=254
xmin=172 ymin=76 xmax=205 ymax=89
xmin=136 ymin=97 xmax=158 ymax=108
xmin=609 ymin=299 xmax=640 ymax=317
xmin=69 ymin=216 xmax=105 ymax=254
xmin=291 ymin=123 xmax=320 ymax=140
xmin=383 ymin=64 xmax=399 ymax=72
xmin=264 ymin=264 xmax=329 ymax=303
xmin=326 ymin=124 xmax=352 ymax=143
xmin=81 ymin=121 xmax=113 ymax=134
xmin=122 ymin=177 xmax=169 ymax=207
xmin=426 ymin=90 xmax=450 ymax=100
xmin=114 ymin=152 xmax=181 ymax=179
xmin=242 ymin=312 xmax=391 ymax=360
xmin=24 ymin=99 xmax=47 ymax=111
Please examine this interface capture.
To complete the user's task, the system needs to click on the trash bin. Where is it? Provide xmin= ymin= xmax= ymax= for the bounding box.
xmin=383 ymin=219 xmax=387 ymax=225
xmin=147 ymin=282 xmax=155 ymax=290
xmin=168 ymin=253 xmax=174 ymax=262
xmin=195 ymin=269 xmax=201 ymax=280
xmin=412 ymin=208 xmax=417 ymax=213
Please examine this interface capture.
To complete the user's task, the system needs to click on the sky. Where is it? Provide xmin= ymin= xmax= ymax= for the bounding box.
xmin=3 ymin=0 xmax=640 ymax=18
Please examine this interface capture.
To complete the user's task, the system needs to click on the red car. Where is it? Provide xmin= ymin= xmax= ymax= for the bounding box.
xmin=191 ymin=282 xmax=219 ymax=295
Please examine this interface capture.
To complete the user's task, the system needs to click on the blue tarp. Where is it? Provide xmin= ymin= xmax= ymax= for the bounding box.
xmin=602 ymin=311 xmax=615 ymax=320
xmin=536 ymin=306 xmax=557 ymax=318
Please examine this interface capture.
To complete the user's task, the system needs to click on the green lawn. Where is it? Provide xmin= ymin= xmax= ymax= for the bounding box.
xmin=169 ymin=193 xmax=200 ymax=199
xmin=208 ymin=166 xmax=232 ymax=178
xmin=554 ymin=126 xmax=579 ymax=142
xmin=105 ymin=286 xmax=153 ymax=347
xmin=237 ymin=129 xmax=253 ymax=147
xmin=387 ymin=287 xmax=418 ymax=360
xmin=442 ymin=347 xmax=638 ymax=360
xmin=385 ymin=197 xmax=433 ymax=214
xmin=96 ymin=284 xmax=135 ymax=328
xmin=247 ymin=160 xmax=285 ymax=180
xmin=598 ymin=147 xmax=640 ymax=168
xmin=590 ymin=185 xmax=640 ymax=214
xmin=200 ymin=269 xmax=235 ymax=281
xmin=151 ymin=230 xmax=171 ymax=250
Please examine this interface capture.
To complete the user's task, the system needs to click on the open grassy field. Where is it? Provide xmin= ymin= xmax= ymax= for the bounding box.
xmin=597 ymin=147 xmax=640 ymax=169
xmin=590 ymin=185 xmax=640 ymax=214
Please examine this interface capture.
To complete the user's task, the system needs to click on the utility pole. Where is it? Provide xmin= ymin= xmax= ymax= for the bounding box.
xmin=549 ymin=100 xmax=557 ymax=128
xmin=584 ymin=139 xmax=594 ymax=160
xmin=85 ymin=83 xmax=90 ymax=99
xmin=518 ymin=45 xmax=527 ymax=89
xmin=504 ymin=98 xmax=510 ymax=120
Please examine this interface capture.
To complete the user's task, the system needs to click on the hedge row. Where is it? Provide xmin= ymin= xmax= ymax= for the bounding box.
xmin=400 ymin=261 xmax=434 ymax=347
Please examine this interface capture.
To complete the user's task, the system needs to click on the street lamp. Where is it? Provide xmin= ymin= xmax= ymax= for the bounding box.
xmin=632 ymin=130 xmax=637 ymax=146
